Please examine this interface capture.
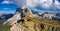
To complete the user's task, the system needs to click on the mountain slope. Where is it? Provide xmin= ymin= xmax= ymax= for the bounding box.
xmin=3 ymin=7 xmax=60 ymax=31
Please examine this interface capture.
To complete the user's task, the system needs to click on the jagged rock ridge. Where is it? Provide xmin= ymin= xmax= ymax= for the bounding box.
xmin=3 ymin=7 xmax=60 ymax=31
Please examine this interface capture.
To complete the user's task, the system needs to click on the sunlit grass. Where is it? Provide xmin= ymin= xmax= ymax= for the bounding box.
xmin=0 ymin=25 xmax=11 ymax=31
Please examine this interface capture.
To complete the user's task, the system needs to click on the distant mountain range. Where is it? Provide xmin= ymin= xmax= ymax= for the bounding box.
xmin=0 ymin=7 xmax=60 ymax=21
xmin=3 ymin=7 xmax=60 ymax=31
xmin=56 ymin=13 xmax=60 ymax=17
xmin=0 ymin=13 xmax=14 ymax=20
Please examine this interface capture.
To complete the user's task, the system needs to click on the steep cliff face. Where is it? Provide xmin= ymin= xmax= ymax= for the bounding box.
xmin=3 ymin=7 xmax=60 ymax=31
xmin=7 ymin=7 xmax=41 ymax=31
xmin=3 ymin=13 xmax=21 ymax=25
xmin=10 ymin=22 xmax=40 ymax=31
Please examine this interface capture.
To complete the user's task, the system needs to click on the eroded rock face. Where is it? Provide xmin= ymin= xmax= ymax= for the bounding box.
xmin=10 ymin=21 xmax=40 ymax=31
xmin=3 ymin=7 xmax=36 ymax=31
xmin=4 ymin=7 xmax=60 ymax=31
xmin=3 ymin=7 xmax=32 ymax=25
xmin=9 ymin=7 xmax=40 ymax=31
xmin=10 ymin=24 xmax=30 ymax=31
xmin=3 ymin=13 xmax=21 ymax=25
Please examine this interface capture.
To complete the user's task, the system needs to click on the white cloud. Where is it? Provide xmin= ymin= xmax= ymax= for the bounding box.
xmin=39 ymin=0 xmax=53 ymax=8
xmin=3 ymin=8 xmax=15 ymax=14
xmin=10 ymin=0 xmax=53 ymax=7
xmin=54 ymin=0 xmax=60 ymax=9
xmin=11 ymin=0 xmax=26 ymax=7
xmin=4 ymin=8 xmax=8 ymax=9
xmin=4 ymin=8 xmax=9 ymax=10
xmin=2 ymin=0 xmax=14 ymax=4
xmin=8 ymin=0 xmax=60 ymax=9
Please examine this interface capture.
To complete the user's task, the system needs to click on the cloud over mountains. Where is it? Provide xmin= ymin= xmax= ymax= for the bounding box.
xmin=7 ymin=0 xmax=60 ymax=9
xmin=2 ymin=0 xmax=14 ymax=4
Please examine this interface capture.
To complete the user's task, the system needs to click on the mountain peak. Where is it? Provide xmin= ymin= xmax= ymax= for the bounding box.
xmin=3 ymin=7 xmax=33 ymax=25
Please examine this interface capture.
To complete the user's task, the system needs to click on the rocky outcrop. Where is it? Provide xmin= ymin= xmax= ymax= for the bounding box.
xmin=10 ymin=21 xmax=41 ymax=31
xmin=9 ymin=7 xmax=35 ymax=31
xmin=3 ymin=12 xmax=21 ymax=25
xmin=3 ymin=7 xmax=60 ymax=31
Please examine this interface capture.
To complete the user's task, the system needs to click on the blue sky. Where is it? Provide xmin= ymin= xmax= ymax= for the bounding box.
xmin=0 ymin=0 xmax=18 ymax=14
xmin=0 ymin=4 xmax=17 ymax=14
